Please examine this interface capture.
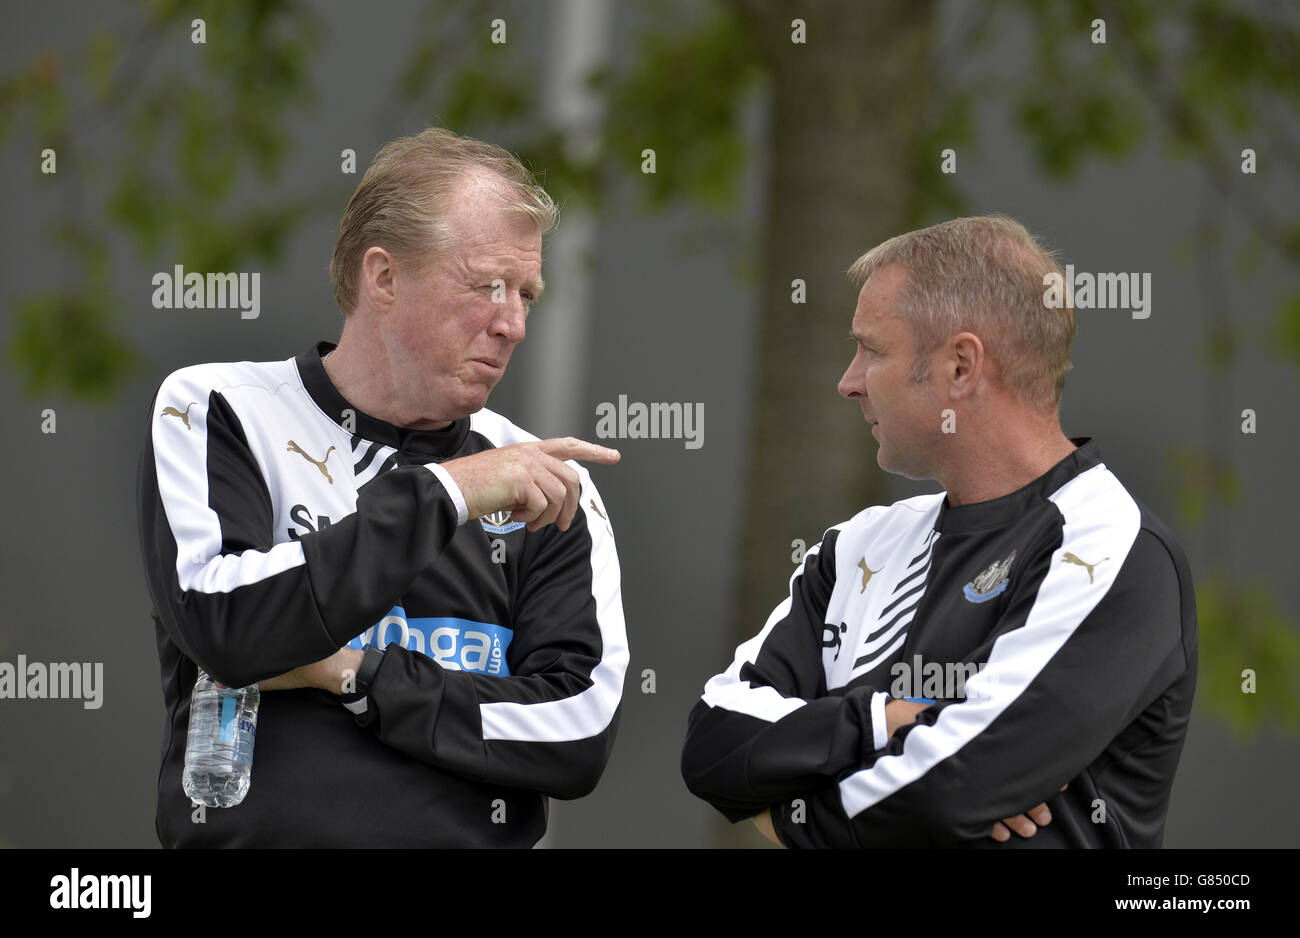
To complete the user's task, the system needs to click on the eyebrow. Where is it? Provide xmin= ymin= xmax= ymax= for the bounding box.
xmin=465 ymin=264 xmax=545 ymax=299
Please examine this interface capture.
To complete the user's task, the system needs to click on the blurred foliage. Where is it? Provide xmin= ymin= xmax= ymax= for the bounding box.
xmin=9 ymin=224 xmax=142 ymax=397
xmin=1197 ymin=575 xmax=1300 ymax=734
xmin=906 ymin=75 xmax=983 ymax=227
xmin=1010 ymin=2 xmax=1148 ymax=178
xmin=1166 ymin=443 xmax=1243 ymax=532
xmin=2 ymin=0 xmax=1297 ymax=740
xmin=1275 ymin=288 xmax=1300 ymax=367
xmin=2 ymin=0 xmax=327 ymax=403
xmin=395 ymin=0 xmax=601 ymax=214
xmin=595 ymin=3 xmax=762 ymax=212
xmin=11 ymin=293 xmax=141 ymax=399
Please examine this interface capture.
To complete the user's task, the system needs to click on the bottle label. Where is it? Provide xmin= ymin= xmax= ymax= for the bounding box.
xmin=347 ymin=606 xmax=514 ymax=676
xmin=219 ymin=696 xmax=237 ymax=745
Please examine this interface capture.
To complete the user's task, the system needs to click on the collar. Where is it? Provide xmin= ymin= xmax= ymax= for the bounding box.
xmin=934 ymin=437 xmax=1101 ymax=534
xmin=294 ymin=341 xmax=472 ymax=460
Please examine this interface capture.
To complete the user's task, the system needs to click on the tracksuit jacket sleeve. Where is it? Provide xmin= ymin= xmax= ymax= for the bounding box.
xmin=681 ymin=530 xmax=889 ymax=822
xmin=351 ymin=473 xmax=630 ymax=800
xmin=772 ymin=526 xmax=1191 ymax=848
xmin=138 ymin=384 xmax=463 ymax=690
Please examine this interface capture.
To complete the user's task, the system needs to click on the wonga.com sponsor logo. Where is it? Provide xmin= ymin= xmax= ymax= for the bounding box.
xmin=347 ymin=606 xmax=513 ymax=676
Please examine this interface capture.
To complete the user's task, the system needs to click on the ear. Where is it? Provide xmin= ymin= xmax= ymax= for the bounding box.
xmin=360 ymin=246 xmax=396 ymax=313
xmin=948 ymin=332 xmax=984 ymax=402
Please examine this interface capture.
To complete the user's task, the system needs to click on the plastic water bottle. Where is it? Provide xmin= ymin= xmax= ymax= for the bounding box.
xmin=182 ymin=670 xmax=259 ymax=808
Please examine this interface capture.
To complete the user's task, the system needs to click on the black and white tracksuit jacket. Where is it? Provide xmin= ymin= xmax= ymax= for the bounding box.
xmin=138 ymin=341 xmax=628 ymax=847
xmin=682 ymin=438 xmax=1196 ymax=848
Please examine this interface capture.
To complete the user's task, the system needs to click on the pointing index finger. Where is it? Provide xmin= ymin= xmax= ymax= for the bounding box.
xmin=539 ymin=437 xmax=621 ymax=464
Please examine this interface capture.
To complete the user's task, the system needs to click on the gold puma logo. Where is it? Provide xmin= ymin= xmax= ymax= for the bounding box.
xmin=287 ymin=440 xmax=336 ymax=484
xmin=589 ymin=499 xmax=607 ymax=521
xmin=1061 ymin=552 xmax=1108 ymax=584
xmin=160 ymin=402 xmax=198 ymax=430
xmin=858 ymin=557 xmax=880 ymax=593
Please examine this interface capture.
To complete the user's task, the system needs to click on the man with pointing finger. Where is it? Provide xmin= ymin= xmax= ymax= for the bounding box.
xmin=138 ymin=128 xmax=629 ymax=847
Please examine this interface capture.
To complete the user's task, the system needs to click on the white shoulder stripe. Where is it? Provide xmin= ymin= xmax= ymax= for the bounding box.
xmin=152 ymin=361 xmax=309 ymax=594
xmin=699 ymin=541 xmax=831 ymax=723
xmin=838 ymin=462 xmax=1140 ymax=818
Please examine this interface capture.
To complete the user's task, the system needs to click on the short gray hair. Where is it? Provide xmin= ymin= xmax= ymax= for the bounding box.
xmin=848 ymin=215 xmax=1075 ymax=413
xmin=330 ymin=127 xmax=559 ymax=315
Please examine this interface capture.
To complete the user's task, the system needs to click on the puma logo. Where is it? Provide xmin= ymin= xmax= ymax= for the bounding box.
xmin=160 ymin=402 xmax=198 ymax=430
xmin=858 ymin=557 xmax=880 ymax=593
xmin=589 ymin=499 xmax=607 ymax=521
xmin=287 ymin=440 xmax=336 ymax=484
xmin=1061 ymin=552 xmax=1108 ymax=584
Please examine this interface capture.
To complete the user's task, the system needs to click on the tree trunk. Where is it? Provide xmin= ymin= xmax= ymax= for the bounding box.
xmin=723 ymin=0 xmax=936 ymax=845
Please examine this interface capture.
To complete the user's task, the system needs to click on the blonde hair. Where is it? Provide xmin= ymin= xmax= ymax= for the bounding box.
xmin=848 ymin=215 xmax=1075 ymax=412
xmin=330 ymin=127 xmax=558 ymax=314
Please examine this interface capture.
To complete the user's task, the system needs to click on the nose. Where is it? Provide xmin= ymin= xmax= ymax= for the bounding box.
xmin=490 ymin=294 xmax=528 ymax=344
xmin=838 ymin=352 xmax=863 ymax=400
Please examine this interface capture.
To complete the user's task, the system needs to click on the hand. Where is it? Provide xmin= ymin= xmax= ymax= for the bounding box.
xmin=442 ymin=437 xmax=621 ymax=533
xmin=884 ymin=697 xmax=932 ymax=738
xmin=990 ymin=784 xmax=1069 ymax=842
xmin=753 ymin=809 xmax=781 ymax=846
xmin=257 ymin=646 xmax=366 ymax=695
xmin=884 ymin=698 xmax=1069 ymax=844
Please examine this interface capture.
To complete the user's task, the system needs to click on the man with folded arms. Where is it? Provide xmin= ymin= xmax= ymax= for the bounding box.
xmin=682 ymin=215 xmax=1195 ymax=848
